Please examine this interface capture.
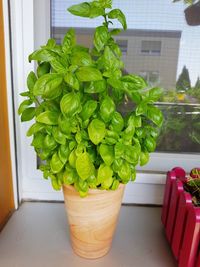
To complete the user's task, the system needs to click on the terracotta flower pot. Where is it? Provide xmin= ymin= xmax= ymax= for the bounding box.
xmin=63 ymin=183 xmax=125 ymax=259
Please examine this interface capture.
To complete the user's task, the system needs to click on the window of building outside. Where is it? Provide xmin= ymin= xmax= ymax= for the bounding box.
xmin=51 ymin=0 xmax=200 ymax=155
xmin=141 ymin=40 xmax=161 ymax=55
xmin=140 ymin=71 xmax=160 ymax=86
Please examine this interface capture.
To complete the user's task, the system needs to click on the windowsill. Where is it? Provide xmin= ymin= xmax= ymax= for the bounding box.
xmin=0 ymin=202 xmax=176 ymax=267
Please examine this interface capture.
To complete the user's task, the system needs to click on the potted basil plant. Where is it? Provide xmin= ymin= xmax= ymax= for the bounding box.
xmin=18 ymin=0 xmax=163 ymax=259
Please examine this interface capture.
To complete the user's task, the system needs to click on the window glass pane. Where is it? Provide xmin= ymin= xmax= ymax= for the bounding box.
xmin=141 ymin=40 xmax=161 ymax=55
xmin=51 ymin=0 xmax=200 ymax=154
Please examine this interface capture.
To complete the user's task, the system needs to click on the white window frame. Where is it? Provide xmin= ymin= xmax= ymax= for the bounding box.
xmin=2 ymin=0 xmax=19 ymax=209
xmin=10 ymin=0 xmax=200 ymax=205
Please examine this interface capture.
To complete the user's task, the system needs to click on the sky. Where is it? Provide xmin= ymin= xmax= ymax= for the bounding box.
xmin=52 ymin=0 xmax=200 ymax=86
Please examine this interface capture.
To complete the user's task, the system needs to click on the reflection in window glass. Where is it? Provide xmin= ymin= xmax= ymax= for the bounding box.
xmin=51 ymin=0 xmax=200 ymax=154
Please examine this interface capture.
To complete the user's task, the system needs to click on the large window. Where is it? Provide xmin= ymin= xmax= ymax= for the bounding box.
xmin=51 ymin=0 xmax=200 ymax=155
xmin=141 ymin=40 xmax=161 ymax=55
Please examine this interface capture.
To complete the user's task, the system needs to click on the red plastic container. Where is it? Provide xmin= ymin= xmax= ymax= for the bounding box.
xmin=161 ymin=167 xmax=200 ymax=267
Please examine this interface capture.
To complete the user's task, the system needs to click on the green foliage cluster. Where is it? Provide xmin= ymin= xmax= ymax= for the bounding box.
xmin=176 ymin=65 xmax=191 ymax=92
xmin=18 ymin=0 xmax=163 ymax=197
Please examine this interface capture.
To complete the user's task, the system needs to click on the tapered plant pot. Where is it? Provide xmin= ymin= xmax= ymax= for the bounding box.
xmin=63 ymin=183 xmax=125 ymax=259
xmin=184 ymin=3 xmax=200 ymax=26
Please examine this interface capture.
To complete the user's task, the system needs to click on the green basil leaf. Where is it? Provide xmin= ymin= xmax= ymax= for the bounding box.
xmin=52 ymin=127 xmax=66 ymax=145
xmin=36 ymin=111 xmax=59 ymax=125
xmin=136 ymin=102 xmax=147 ymax=116
xmin=31 ymin=133 xmax=45 ymax=149
xmin=80 ymin=100 xmax=97 ymax=121
xmin=112 ymin=158 xmax=123 ymax=172
xmin=102 ymin=176 xmax=113 ymax=189
xmin=88 ymin=119 xmax=106 ymax=145
xmin=68 ymin=2 xmax=91 ymax=17
xmin=147 ymin=87 xmax=163 ymax=102
xmin=26 ymin=122 xmax=45 ymax=137
xmin=37 ymin=62 xmax=51 ymax=78
xmin=140 ymin=151 xmax=149 ymax=166
xmin=100 ymin=96 xmax=115 ymax=123
xmin=110 ymin=42 xmax=122 ymax=58
xmin=118 ymin=161 xmax=131 ymax=182
xmin=114 ymin=142 xmax=124 ymax=158
xmin=62 ymin=28 xmax=76 ymax=54
xmin=94 ymin=26 xmax=110 ymax=52
xmin=108 ymin=9 xmax=127 ymax=30
xmin=128 ymin=91 xmax=142 ymax=104
xmin=69 ymin=149 xmax=77 ymax=168
xmin=58 ymin=115 xmax=72 ymax=135
xmin=110 ymin=29 xmax=122 ymax=35
xmin=69 ymin=141 xmax=76 ymax=151
xmin=29 ymin=49 xmax=58 ymax=62
xmin=18 ymin=100 xmax=33 ymax=115
xmin=63 ymin=165 xmax=76 ymax=185
xmin=122 ymin=125 xmax=135 ymax=142
xmin=99 ymin=144 xmax=114 ymax=166
xmin=50 ymin=59 xmax=67 ymax=74
xmin=46 ymin=38 xmax=56 ymax=48
xmin=20 ymin=91 xmax=30 ymax=97
xmin=77 ymin=179 xmax=89 ymax=193
xmin=103 ymin=46 xmax=123 ymax=71
xmin=51 ymin=178 xmax=62 ymax=191
xmin=130 ymin=166 xmax=136 ymax=181
xmin=76 ymin=66 xmax=102 ymax=82
xmin=43 ymin=101 xmax=60 ymax=112
xmin=68 ymin=2 xmax=104 ymax=18
xmin=76 ymin=152 xmax=94 ymax=180
xmin=110 ymin=112 xmax=124 ymax=132
xmin=107 ymin=77 xmax=122 ymax=89
xmin=45 ymin=125 xmax=53 ymax=135
xmin=98 ymin=0 xmax=112 ymax=9
xmin=84 ymin=79 xmax=106 ymax=93
xmin=104 ymin=137 xmax=117 ymax=145
xmin=33 ymin=73 xmax=63 ymax=98
xmin=147 ymin=126 xmax=159 ymax=139
xmin=127 ymin=114 xmax=141 ymax=128
xmin=111 ymin=179 xmax=120 ymax=190
xmin=71 ymin=51 xmax=92 ymax=66
xmin=44 ymin=135 xmax=57 ymax=150
xmin=64 ymin=72 xmax=80 ymax=90
xmin=121 ymin=75 xmax=147 ymax=90
xmin=72 ymin=45 xmax=89 ymax=54
xmin=21 ymin=107 xmax=35 ymax=122
xmin=37 ymin=149 xmax=52 ymax=160
xmin=60 ymin=92 xmax=81 ymax=117
xmin=144 ymin=136 xmax=156 ymax=152
xmin=135 ymin=128 xmax=145 ymax=139
xmin=147 ymin=106 xmax=163 ymax=127
xmin=123 ymin=145 xmax=139 ymax=164
xmin=27 ymin=71 xmax=37 ymax=92
xmin=97 ymin=163 xmax=113 ymax=184
xmin=58 ymin=144 xmax=70 ymax=164
xmin=50 ymin=152 xmax=64 ymax=173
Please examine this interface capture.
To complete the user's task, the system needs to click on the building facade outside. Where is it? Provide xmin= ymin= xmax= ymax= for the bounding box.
xmin=52 ymin=27 xmax=182 ymax=89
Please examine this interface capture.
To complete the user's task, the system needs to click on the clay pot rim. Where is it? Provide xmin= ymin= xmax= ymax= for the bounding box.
xmin=63 ymin=183 xmax=125 ymax=195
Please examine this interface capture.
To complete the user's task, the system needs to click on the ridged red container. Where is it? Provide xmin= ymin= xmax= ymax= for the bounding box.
xmin=161 ymin=167 xmax=200 ymax=267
